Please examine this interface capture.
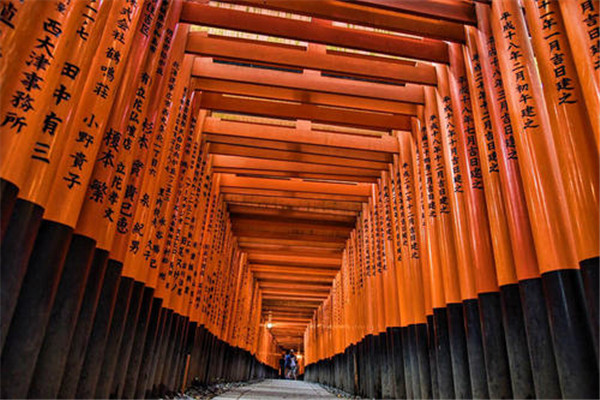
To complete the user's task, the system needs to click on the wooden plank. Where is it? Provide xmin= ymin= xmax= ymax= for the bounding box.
xmin=203 ymin=133 xmax=393 ymax=162
xmin=219 ymin=174 xmax=373 ymax=196
xmin=193 ymin=57 xmax=424 ymax=103
xmin=254 ymin=273 xmax=335 ymax=284
xmin=250 ymin=265 xmax=339 ymax=275
xmin=209 ymin=142 xmax=390 ymax=168
xmin=247 ymin=253 xmax=342 ymax=267
xmin=232 ymin=215 xmax=354 ymax=229
xmin=213 ymin=168 xmax=378 ymax=183
xmin=227 ymin=205 xmax=357 ymax=221
xmin=211 ymin=0 xmax=466 ymax=42
xmin=233 ymin=228 xmax=348 ymax=242
xmin=239 ymin=237 xmax=347 ymax=248
xmin=204 ymin=118 xmax=399 ymax=153
xmin=225 ymin=194 xmax=363 ymax=211
xmin=180 ymin=2 xmax=450 ymax=63
xmin=199 ymin=92 xmax=412 ymax=130
xmin=192 ymin=77 xmax=419 ymax=115
xmin=213 ymin=155 xmax=381 ymax=179
xmin=222 ymin=188 xmax=366 ymax=202
xmin=352 ymin=0 xmax=476 ymax=25
xmin=186 ymin=34 xmax=437 ymax=85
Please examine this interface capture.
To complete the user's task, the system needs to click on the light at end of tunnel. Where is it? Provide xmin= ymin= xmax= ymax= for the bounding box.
xmin=266 ymin=322 xmax=273 ymax=329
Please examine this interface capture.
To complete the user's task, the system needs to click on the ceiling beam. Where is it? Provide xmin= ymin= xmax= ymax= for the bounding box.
xmin=233 ymin=225 xmax=350 ymax=241
xmin=210 ymin=142 xmax=387 ymax=168
xmin=214 ymin=168 xmax=377 ymax=183
xmin=351 ymin=0 xmax=476 ymax=25
xmin=213 ymin=155 xmax=382 ymax=180
xmin=186 ymin=33 xmax=437 ymax=85
xmin=219 ymin=174 xmax=373 ymax=196
xmin=199 ymin=92 xmax=412 ymax=130
xmin=193 ymin=58 xmax=424 ymax=103
xmin=226 ymin=195 xmax=363 ymax=212
xmin=239 ymin=237 xmax=347 ymax=248
xmin=234 ymin=229 xmax=348 ymax=242
xmin=203 ymin=118 xmax=398 ymax=154
xmin=247 ymin=253 xmax=342 ymax=267
xmin=233 ymin=216 xmax=354 ymax=230
xmin=259 ymin=283 xmax=332 ymax=292
xmin=192 ymin=77 xmax=419 ymax=115
xmin=222 ymin=188 xmax=367 ymax=202
xmin=227 ymin=204 xmax=357 ymax=222
xmin=212 ymin=0 xmax=466 ymax=42
xmin=251 ymin=265 xmax=339 ymax=275
xmin=203 ymin=133 xmax=392 ymax=162
xmin=180 ymin=2 xmax=450 ymax=63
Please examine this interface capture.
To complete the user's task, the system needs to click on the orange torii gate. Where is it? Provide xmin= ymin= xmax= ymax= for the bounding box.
xmin=0 ymin=0 xmax=598 ymax=399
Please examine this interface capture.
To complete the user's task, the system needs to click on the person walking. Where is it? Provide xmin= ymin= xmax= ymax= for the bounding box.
xmin=286 ymin=350 xmax=298 ymax=380
xmin=279 ymin=352 xmax=286 ymax=379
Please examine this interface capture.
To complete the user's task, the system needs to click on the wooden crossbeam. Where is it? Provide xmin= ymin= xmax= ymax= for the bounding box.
xmin=239 ymin=237 xmax=347 ymax=248
xmin=204 ymin=119 xmax=399 ymax=153
xmin=252 ymin=266 xmax=339 ymax=276
xmin=213 ymin=155 xmax=382 ymax=180
xmin=233 ymin=226 xmax=349 ymax=242
xmin=212 ymin=0 xmax=466 ymax=42
xmin=352 ymin=0 xmax=476 ymax=25
xmin=209 ymin=142 xmax=389 ymax=168
xmin=214 ymin=168 xmax=377 ymax=183
xmin=226 ymin=195 xmax=363 ymax=211
xmin=203 ymin=133 xmax=393 ymax=162
xmin=193 ymin=58 xmax=424 ymax=103
xmin=222 ymin=188 xmax=366 ymax=202
xmin=199 ymin=92 xmax=412 ymax=130
xmin=219 ymin=174 xmax=373 ymax=196
xmin=247 ymin=253 xmax=342 ymax=267
xmin=233 ymin=216 xmax=354 ymax=231
xmin=186 ymin=33 xmax=437 ymax=85
xmin=180 ymin=2 xmax=450 ymax=63
xmin=227 ymin=204 xmax=358 ymax=221
xmin=258 ymin=280 xmax=331 ymax=293
xmin=192 ymin=77 xmax=419 ymax=115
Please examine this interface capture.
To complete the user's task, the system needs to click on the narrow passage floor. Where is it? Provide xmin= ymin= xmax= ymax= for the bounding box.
xmin=213 ymin=379 xmax=338 ymax=399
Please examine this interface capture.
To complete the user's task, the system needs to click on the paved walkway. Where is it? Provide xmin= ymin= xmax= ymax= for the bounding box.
xmin=213 ymin=379 xmax=338 ymax=399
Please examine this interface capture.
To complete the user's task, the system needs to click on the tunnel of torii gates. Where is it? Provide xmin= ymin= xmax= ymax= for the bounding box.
xmin=0 ymin=0 xmax=599 ymax=399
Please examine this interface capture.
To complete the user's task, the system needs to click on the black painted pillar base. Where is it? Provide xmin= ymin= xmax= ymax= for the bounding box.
xmin=433 ymin=307 xmax=455 ymax=399
xmin=108 ymin=281 xmax=147 ymax=398
xmin=580 ymin=256 xmax=599 ymax=360
xmin=27 ymin=234 xmax=96 ymax=399
xmin=426 ymin=316 xmax=438 ymax=399
xmin=381 ymin=329 xmax=394 ymax=398
xmin=400 ymin=326 xmax=414 ymax=399
xmin=134 ymin=300 xmax=165 ymax=399
xmin=120 ymin=287 xmax=156 ymax=399
xmin=56 ymin=249 xmax=110 ymax=398
xmin=499 ymin=283 xmax=535 ymax=398
xmin=478 ymin=291 xmax=513 ymax=399
xmin=93 ymin=275 xmax=135 ymax=398
xmin=0 ymin=199 xmax=43 ymax=350
xmin=73 ymin=260 xmax=124 ymax=399
xmin=388 ymin=326 xmax=406 ymax=399
xmin=1 ymin=220 xmax=72 ymax=399
xmin=463 ymin=299 xmax=489 ymax=399
xmin=415 ymin=322 xmax=432 ymax=399
xmin=0 ymin=178 xmax=19 ymax=239
xmin=519 ymin=277 xmax=562 ymax=399
xmin=447 ymin=303 xmax=472 ymax=399
xmin=542 ymin=269 xmax=599 ymax=399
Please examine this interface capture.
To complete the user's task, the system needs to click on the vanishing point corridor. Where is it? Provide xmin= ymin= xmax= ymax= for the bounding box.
xmin=0 ymin=0 xmax=598 ymax=399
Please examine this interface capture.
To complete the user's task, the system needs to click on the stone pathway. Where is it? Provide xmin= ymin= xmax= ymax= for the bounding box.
xmin=213 ymin=379 xmax=338 ymax=399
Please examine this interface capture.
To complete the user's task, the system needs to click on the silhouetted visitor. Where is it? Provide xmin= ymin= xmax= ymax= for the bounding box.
xmin=279 ymin=352 xmax=286 ymax=379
